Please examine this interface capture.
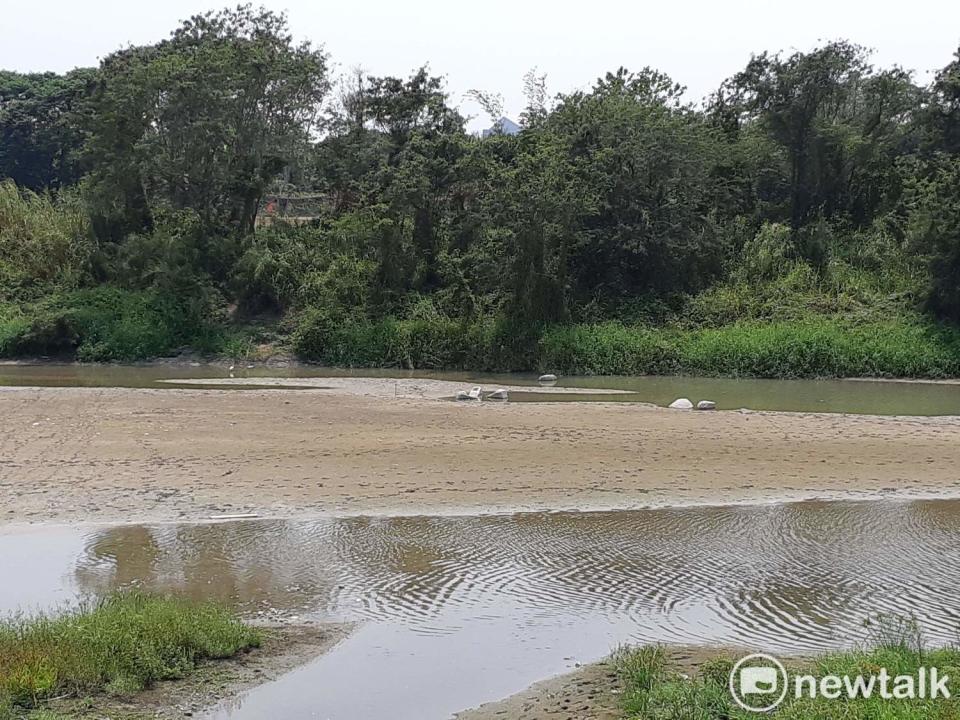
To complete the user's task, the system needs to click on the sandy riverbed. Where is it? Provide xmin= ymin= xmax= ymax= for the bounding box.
xmin=3 ymin=378 xmax=960 ymax=525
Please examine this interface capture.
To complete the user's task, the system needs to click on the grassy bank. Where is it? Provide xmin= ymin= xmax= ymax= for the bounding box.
xmin=540 ymin=318 xmax=960 ymax=379
xmin=615 ymin=636 xmax=960 ymax=718
xmin=4 ymin=291 xmax=960 ymax=380
xmin=0 ymin=591 xmax=260 ymax=716
xmin=292 ymin=313 xmax=960 ymax=379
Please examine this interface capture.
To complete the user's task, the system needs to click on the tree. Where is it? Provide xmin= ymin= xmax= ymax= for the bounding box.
xmin=0 ymin=69 xmax=96 ymax=191
xmin=542 ymin=68 xmax=726 ymax=314
xmin=905 ymin=154 xmax=960 ymax=320
xmin=925 ymin=47 xmax=960 ymax=155
xmin=726 ymin=42 xmax=870 ymax=230
xmin=84 ymin=5 xmax=329 ymax=264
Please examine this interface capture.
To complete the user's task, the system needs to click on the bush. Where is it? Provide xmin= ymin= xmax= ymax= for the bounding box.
xmin=738 ymin=222 xmax=794 ymax=282
xmin=0 ymin=591 xmax=259 ymax=708
xmin=0 ymin=181 xmax=93 ymax=298
xmin=0 ymin=287 xmax=218 ymax=361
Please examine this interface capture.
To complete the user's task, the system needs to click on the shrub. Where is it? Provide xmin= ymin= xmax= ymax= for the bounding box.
xmin=0 ymin=287 xmax=218 ymax=361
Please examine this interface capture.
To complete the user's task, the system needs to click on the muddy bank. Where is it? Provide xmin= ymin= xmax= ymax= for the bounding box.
xmin=456 ymin=660 xmax=622 ymax=720
xmin=39 ymin=622 xmax=351 ymax=719
xmin=456 ymin=646 xmax=744 ymax=720
xmin=2 ymin=382 xmax=960 ymax=525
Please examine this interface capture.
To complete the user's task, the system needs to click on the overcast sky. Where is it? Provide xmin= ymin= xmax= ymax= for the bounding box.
xmin=2 ymin=0 xmax=958 ymax=131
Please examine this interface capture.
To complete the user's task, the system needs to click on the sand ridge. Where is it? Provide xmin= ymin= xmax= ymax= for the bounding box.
xmin=2 ymin=381 xmax=960 ymax=525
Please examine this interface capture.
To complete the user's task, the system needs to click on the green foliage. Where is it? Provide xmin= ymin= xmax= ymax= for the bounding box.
xmin=540 ymin=318 xmax=960 ymax=379
xmin=0 ymin=287 xmax=217 ymax=361
xmin=0 ymin=591 xmax=259 ymax=709
xmin=0 ymin=69 xmax=94 ymax=191
xmin=3 ymin=15 xmax=960 ymax=376
xmin=83 ymin=5 xmax=329 ymax=249
xmin=539 ymin=323 xmax=681 ymax=376
xmin=615 ymin=637 xmax=960 ymax=719
xmin=904 ymin=154 xmax=960 ymax=322
xmin=737 ymin=222 xmax=794 ymax=282
xmin=293 ymin=310 xmax=534 ymax=371
xmin=0 ymin=181 xmax=93 ymax=296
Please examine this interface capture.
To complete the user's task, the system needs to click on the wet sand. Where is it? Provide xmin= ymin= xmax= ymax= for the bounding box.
xmin=457 ymin=646 xmax=747 ymax=720
xmin=455 ymin=659 xmax=622 ymax=720
xmin=2 ymin=379 xmax=960 ymax=525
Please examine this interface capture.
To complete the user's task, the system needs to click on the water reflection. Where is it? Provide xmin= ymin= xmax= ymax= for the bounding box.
xmin=4 ymin=501 xmax=959 ymax=719
xmin=62 ymin=500 xmax=960 ymax=648
xmin=76 ymin=521 xmax=342 ymax=615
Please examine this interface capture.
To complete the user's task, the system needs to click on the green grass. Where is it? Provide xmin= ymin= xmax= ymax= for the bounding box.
xmin=293 ymin=312 xmax=960 ymax=379
xmin=293 ymin=311 xmax=529 ymax=371
xmin=614 ymin=636 xmax=960 ymax=719
xmin=0 ymin=591 xmax=260 ymax=711
xmin=540 ymin=318 xmax=960 ymax=379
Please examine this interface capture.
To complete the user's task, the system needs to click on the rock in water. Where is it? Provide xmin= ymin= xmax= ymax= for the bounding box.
xmin=668 ymin=398 xmax=694 ymax=410
xmin=696 ymin=400 xmax=717 ymax=410
xmin=538 ymin=374 xmax=558 ymax=383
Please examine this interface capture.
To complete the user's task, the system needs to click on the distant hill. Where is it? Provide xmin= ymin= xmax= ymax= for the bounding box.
xmin=481 ymin=117 xmax=520 ymax=138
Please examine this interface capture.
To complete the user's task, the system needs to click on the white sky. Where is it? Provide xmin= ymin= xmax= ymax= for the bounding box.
xmin=2 ymin=0 xmax=958 ymax=131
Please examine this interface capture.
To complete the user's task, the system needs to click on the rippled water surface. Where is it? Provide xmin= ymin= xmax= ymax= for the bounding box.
xmin=3 ymin=500 xmax=960 ymax=718
xmin=3 ymin=362 xmax=960 ymax=413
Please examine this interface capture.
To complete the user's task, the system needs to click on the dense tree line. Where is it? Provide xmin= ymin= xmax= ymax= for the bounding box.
xmin=2 ymin=6 xmax=960 ymax=372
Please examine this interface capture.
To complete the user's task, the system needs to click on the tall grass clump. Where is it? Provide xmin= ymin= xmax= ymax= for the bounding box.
xmin=615 ymin=629 xmax=960 ymax=719
xmin=538 ymin=323 xmax=681 ymax=376
xmin=0 ymin=591 xmax=260 ymax=709
xmin=0 ymin=181 xmax=93 ymax=298
xmin=539 ymin=318 xmax=960 ymax=379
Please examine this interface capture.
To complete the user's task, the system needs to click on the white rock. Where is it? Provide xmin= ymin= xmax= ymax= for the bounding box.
xmin=668 ymin=398 xmax=694 ymax=410
xmin=538 ymin=374 xmax=558 ymax=383
xmin=696 ymin=400 xmax=717 ymax=410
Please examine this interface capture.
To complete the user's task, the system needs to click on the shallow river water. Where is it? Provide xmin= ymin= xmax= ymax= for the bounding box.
xmin=3 ymin=500 xmax=960 ymax=719
xmin=3 ymin=361 xmax=960 ymax=414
